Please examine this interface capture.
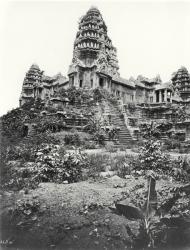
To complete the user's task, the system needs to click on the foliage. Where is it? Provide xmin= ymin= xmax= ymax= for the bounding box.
xmin=64 ymin=133 xmax=81 ymax=146
xmin=140 ymin=122 xmax=161 ymax=140
xmin=139 ymin=140 xmax=171 ymax=172
xmin=105 ymin=144 xmax=118 ymax=153
xmin=81 ymin=140 xmax=97 ymax=149
xmin=35 ymin=145 xmax=88 ymax=183
xmin=58 ymin=86 xmax=94 ymax=105
xmin=112 ymin=173 xmax=190 ymax=249
xmin=93 ymin=131 xmax=106 ymax=146
xmin=1 ymin=143 xmax=89 ymax=190
xmin=85 ymin=152 xmax=135 ymax=178
xmin=84 ymin=117 xmax=106 ymax=146
xmin=138 ymin=122 xmax=190 ymax=181
xmin=127 ymin=103 xmax=136 ymax=113
xmin=83 ymin=117 xmax=101 ymax=134
xmin=35 ymin=116 xmax=66 ymax=133
xmin=14 ymin=199 xmax=40 ymax=216
xmin=8 ymin=198 xmax=41 ymax=230
xmin=171 ymin=156 xmax=190 ymax=182
xmin=92 ymin=88 xmax=117 ymax=103
xmin=1 ymin=99 xmax=46 ymax=144
xmin=1 ymin=133 xmax=59 ymax=163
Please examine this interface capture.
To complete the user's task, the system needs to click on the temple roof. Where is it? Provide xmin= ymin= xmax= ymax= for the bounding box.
xmin=30 ymin=64 xmax=40 ymax=70
xmin=112 ymin=76 xmax=135 ymax=88
xmin=172 ymin=95 xmax=183 ymax=102
xmin=42 ymin=72 xmax=68 ymax=87
xmin=135 ymin=81 xmax=146 ymax=88
xmin=87 ymin=6 xmax=100 ymax=13
xmin=155 ymin=82 xmax=173 ymax=90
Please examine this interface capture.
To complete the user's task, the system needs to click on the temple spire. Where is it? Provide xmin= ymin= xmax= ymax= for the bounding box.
xmin=69 ymin=6 xmax=119 ymax=78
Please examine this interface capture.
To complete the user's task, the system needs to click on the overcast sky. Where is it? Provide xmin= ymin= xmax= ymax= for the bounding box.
xmin=0 ymin=0 xmax=190 ymax=115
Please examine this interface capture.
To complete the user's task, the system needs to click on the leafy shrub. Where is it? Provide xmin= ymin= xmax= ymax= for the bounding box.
xmin=1 ymin=143 xmax=89 ymax=190
xmin=7 ymin=198 xmax=41 ymax=230
xmin=35 ymin=116 xmax=66 ymax=133
xmin=139 ymin=140 xmax=171 ymax=172
xmin=34 ymin=144 xmax=88 ymax=183
xmin=92 ymin=88 xmax=117 ymax=103
xmin=93 ymin=131 xmax=106 ymax=146
xmin=1 ymin=162 xmax=39 ymax=191
xmin=64 ymin=133 xmax=81 ymax=146
xmin=171 ymin=156 xmax=190 ymax=182
xmin=14 ymin=199 xmax=40 ymax=216
xmin=2 ymin=133 xmax=59 ymax=162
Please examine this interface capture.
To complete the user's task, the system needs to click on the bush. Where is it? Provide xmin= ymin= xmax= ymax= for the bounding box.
xmin=171 ymin=156 xmax=190 ymax=182
xmin=64 ymin=133 xmax=81 ymax=146
xmin=139 ymin=139 xmax=171 ymax=172
xmin=93 ymin=131 xmax=106 ymax=146
xmin=1 ymin=143 xmax=89 ymax=191
xmin=34 ymin=144 xmax=88 ymax=184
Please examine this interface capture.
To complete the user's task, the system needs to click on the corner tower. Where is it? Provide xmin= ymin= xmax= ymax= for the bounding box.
xmin=19 ymin=64 xmax=43 ymax=106
xmin=68 ymin=6 xmax=120 ymax=89
xmin=171 ymin=66 xmax=190 ymax=101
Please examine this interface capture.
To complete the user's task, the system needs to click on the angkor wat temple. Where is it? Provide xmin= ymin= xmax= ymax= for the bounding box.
xmin=19 ymin=7 xmax=190 ymax=107
xmin=19 ymin=7 xmax=190 ymax=144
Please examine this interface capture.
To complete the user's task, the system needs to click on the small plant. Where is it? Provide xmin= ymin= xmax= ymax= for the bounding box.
xmin=8 ymin=198 xmax=41 ymax=229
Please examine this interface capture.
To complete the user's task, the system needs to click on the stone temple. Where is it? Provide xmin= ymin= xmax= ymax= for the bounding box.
xmin=20 ymin=7 xmax=190 ymax=106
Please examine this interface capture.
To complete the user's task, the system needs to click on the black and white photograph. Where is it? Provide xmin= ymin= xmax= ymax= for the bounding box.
xmin=0 ymin=0 xmax=190 ymax=249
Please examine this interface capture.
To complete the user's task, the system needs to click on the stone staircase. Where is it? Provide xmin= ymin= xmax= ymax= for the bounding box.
xmin=102 ymin=101 xmax=133 ymax=147
xmin=159 ymin=134 xmax=168 ymax=141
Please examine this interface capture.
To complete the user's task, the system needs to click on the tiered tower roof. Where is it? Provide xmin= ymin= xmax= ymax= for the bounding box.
xmin=70 ymin=6 xmax=119 ymax=77
xmin=172 ymin=67 xmax=190 ymax=98
xmin=23 ymin=64 xmax=42 ymax=87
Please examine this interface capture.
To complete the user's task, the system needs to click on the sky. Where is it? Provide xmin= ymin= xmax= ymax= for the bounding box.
xmin=0 ymin=0 xmax=190 ymax=115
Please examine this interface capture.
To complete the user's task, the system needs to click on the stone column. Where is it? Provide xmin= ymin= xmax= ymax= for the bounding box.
xmin=153 ymin=90 xmax=156 ymax=103
xmin=159 ymin=90 xmax=162 ymax=103
xmin=164 ymin=89 xmax=167 ymax=102
xmin=133 ymin=90 xmax=136 ymax=103
xmin=170 ymin=91 xmax=172 ymax=103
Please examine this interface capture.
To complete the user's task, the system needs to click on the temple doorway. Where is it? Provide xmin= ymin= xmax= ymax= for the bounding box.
xmin=99 ymin=77 xmax=104 ymax=88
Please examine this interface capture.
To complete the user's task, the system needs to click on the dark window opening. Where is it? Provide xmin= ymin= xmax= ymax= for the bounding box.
xmin=161 ymin=91 xmax=164 ymax=102
xmin=91 ymin=79 xmax=93 ymax=88
xmin=80 ymin=80 xmax=83 ymax=88
xmin=99 ymin=77 xmax=104 ymax=88
xmin=23 ymin=125 xmax=28 ymax=137
xmin=156 ymin=92 xmax=159 ymax=102
xmin=70 ymin=76 xmax=74 ymax=86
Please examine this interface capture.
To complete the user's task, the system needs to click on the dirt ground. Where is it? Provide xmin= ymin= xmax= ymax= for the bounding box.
xmin=1 ymin=175 xmax=190 ymax=250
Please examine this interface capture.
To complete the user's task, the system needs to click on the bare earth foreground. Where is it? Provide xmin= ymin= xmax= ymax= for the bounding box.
xmin=1 ymin=176 xmax=190 ymax=250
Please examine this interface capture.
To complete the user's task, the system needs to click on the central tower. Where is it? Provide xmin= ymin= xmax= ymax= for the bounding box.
xmin=68 ymin=6 xmax=120 ymax=89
